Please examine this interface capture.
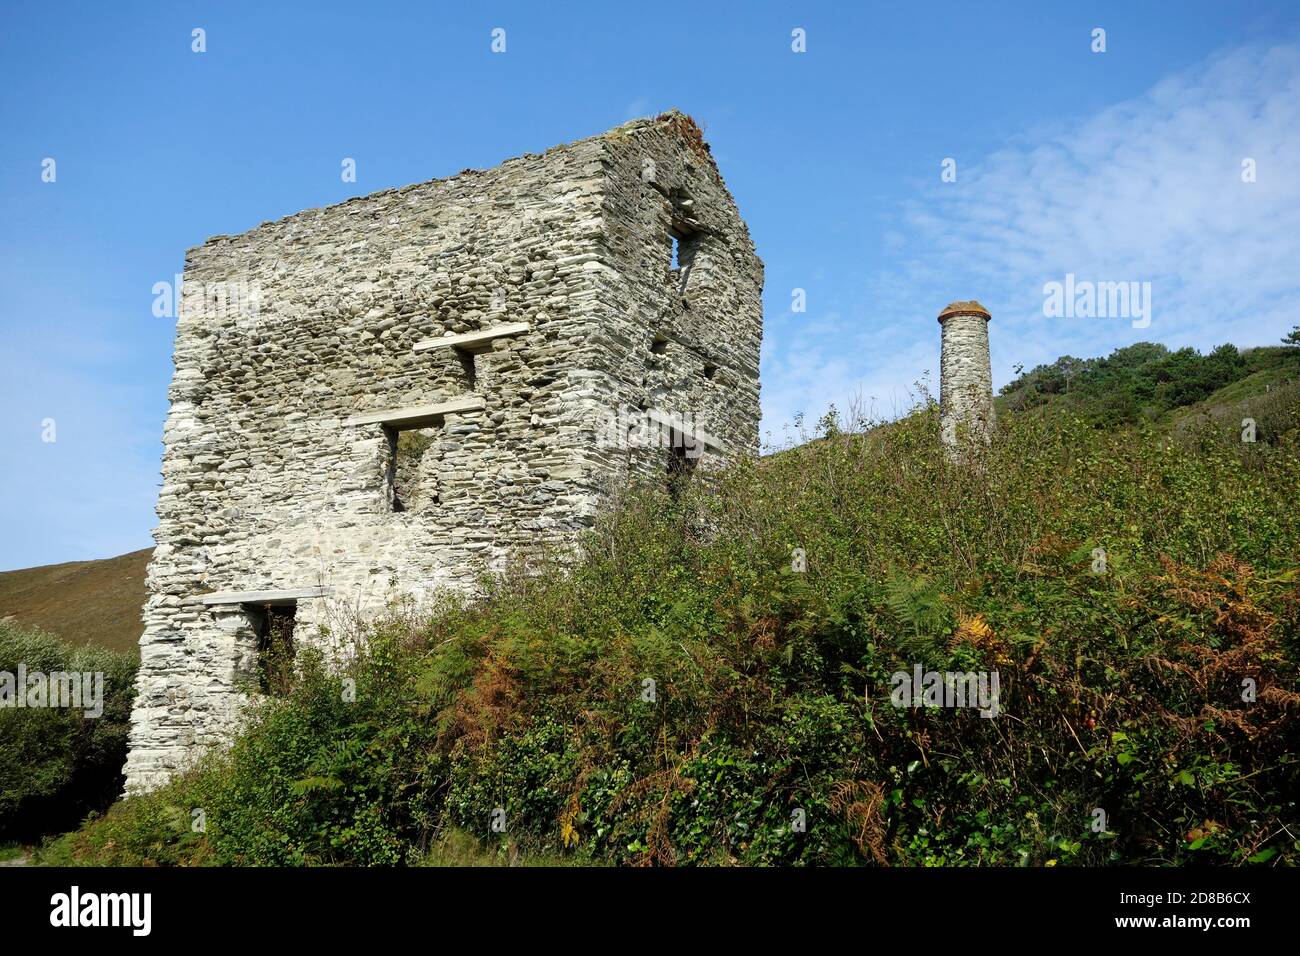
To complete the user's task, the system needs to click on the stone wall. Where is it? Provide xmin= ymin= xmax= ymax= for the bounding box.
xmin=124 ymin=113 xmax=764 ymax=792
xmin=589 ymin=115 xmax=763 ymax=475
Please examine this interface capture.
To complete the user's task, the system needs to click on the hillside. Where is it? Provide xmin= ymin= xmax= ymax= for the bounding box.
xmin=997 ymin=342 xmax=1300 ymax=434
xmin=0 ymin=549 xmax=149 ymax=655
xmin=35 ymin=336 xmax=1300 ymax=868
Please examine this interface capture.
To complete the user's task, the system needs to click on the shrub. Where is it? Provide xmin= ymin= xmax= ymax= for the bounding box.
xmin=42 ymin=384 xmax=1300 ymax=867
xmin=0 ymin=623 xmax=137 ymax=841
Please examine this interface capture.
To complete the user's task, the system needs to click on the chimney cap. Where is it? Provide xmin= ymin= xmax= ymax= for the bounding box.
xmin=938 ymin=300 xmax=991 ymax=323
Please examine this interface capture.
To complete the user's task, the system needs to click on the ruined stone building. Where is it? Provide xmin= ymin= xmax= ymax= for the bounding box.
xmin=124 ymin=113 xmax=764 ymax=792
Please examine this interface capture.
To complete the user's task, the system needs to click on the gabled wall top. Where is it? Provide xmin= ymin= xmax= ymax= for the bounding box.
xmin=192 ymin=111 xmax=719 ymax=253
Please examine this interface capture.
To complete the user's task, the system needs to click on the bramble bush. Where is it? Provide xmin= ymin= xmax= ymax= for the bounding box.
xmin=40 ymin=383 xmax=1300 ymax=867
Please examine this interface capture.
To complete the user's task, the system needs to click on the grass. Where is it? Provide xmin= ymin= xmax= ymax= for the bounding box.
xmin=420 ymin=828 xmax=597 ymax=867
xmin=0 ymin=843 xmax=26 ymax=863
xmin=0 ymin=548 xmax=150 ymax=656
xmin=1197 ymin=362 xmax=1300 ymax=405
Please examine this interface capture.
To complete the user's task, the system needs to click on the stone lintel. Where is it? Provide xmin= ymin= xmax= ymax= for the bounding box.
xmin=344 ymin=395 xmax=485 ymax=428
xmin=412 ymin=322 xmax=531 ymax=354
xmin=198 ymin=587 xmax=330 ymax=606
xmin=645 ymin=409 xmax=726 ymax=454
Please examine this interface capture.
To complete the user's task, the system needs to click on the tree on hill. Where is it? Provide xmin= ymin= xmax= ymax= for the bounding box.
xmin=998 ymin=341 xmax=1253 ymax=427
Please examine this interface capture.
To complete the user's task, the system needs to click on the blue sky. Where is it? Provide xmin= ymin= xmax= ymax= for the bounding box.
xmin=2 ymin=0 xmax=1298 ymax=570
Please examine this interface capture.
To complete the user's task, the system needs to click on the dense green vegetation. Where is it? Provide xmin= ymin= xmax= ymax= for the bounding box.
xmin=1000 ymin=342 xmax=1300 ymax=433
xmin=0 ymin=623 xmax=137 ymax=841
xmin=38 ymin=342 xmax=1300 ymax=866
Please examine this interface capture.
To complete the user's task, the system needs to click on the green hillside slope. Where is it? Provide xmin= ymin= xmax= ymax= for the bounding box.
xmin=39 ymin=338 xmax=1300 ymax=868
xmin=0 ymin=549 xmax=149 ymax=655
xmin=998 ymin=341 xmax=1300 ymax=434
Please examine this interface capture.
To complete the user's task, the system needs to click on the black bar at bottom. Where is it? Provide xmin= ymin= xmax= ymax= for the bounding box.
xmin=0 ymin=865 xmax=1291 ymax=942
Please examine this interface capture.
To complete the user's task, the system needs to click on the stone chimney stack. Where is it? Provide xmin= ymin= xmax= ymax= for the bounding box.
xmin=937 ymin=300 xmax=994 ymax=449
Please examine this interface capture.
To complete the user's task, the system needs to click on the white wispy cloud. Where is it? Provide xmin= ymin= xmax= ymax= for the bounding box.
xmin=761 ymin=40 xmax=1300 ymax=437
